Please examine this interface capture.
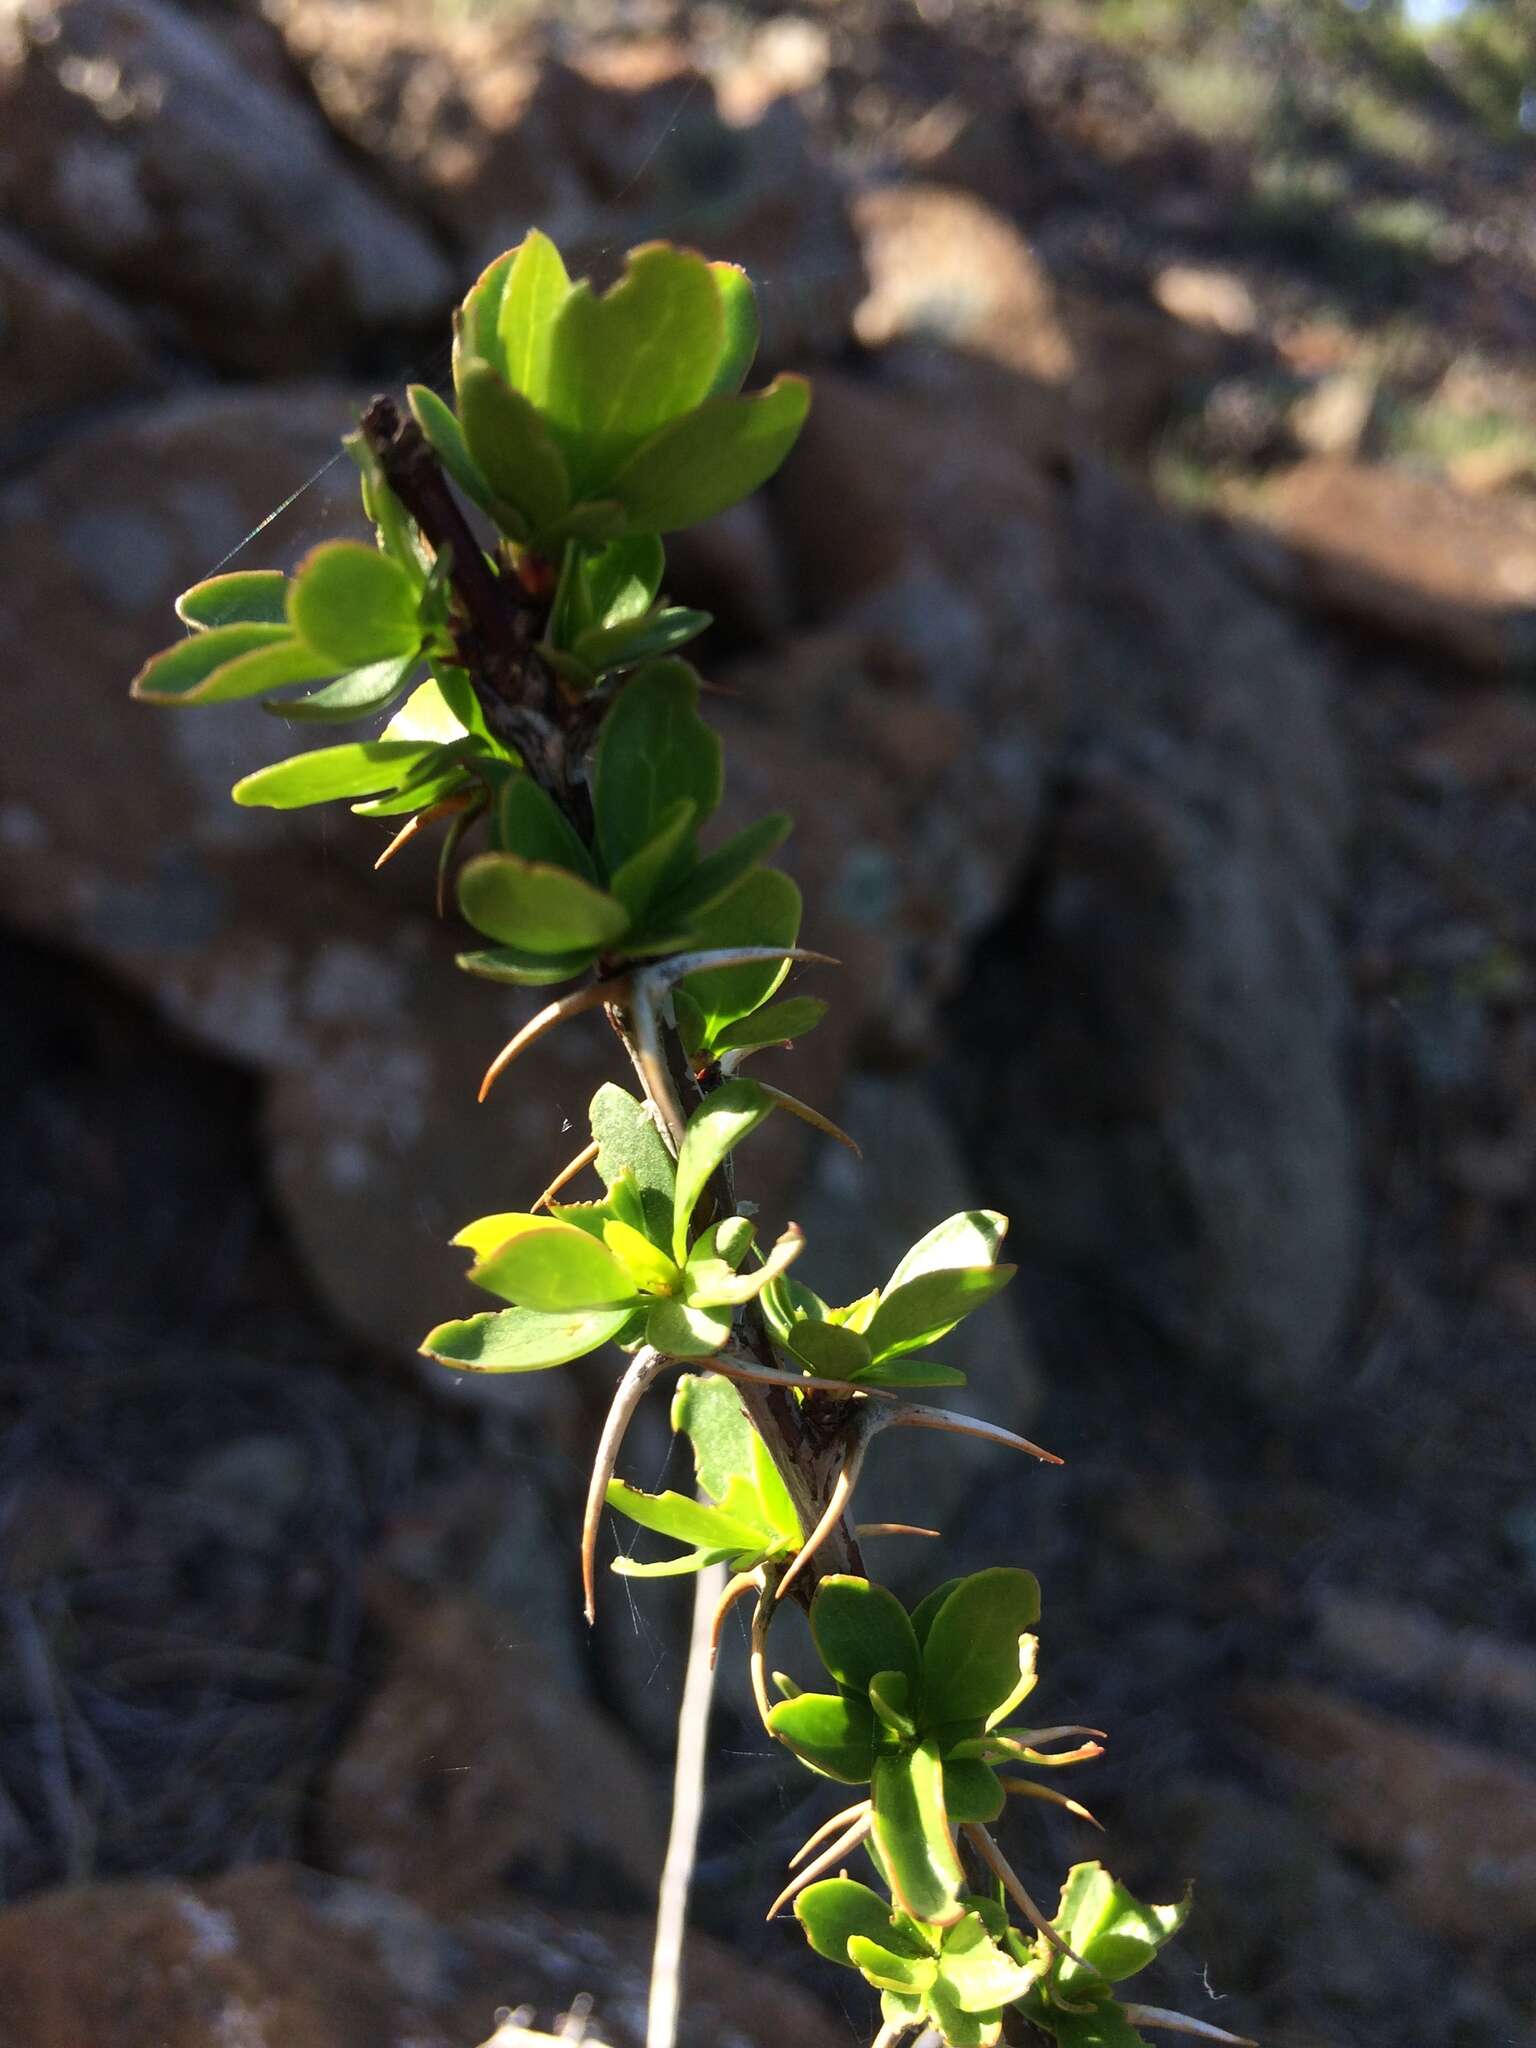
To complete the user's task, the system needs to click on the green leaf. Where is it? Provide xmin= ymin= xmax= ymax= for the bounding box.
xmin=676 ymin=869 xmax=802 ymax=1036
xmin=601 ymin=1217 xmax=679 ymax=1295
xmin=846 ymin=1937 xmax=937 ymax=1997
xmin=787 ymin=1320 xmax=872 ymax=1380
xmin=909 ymin=1578 xmax=967 ymax=1650
xmin=130 ymin=624 xmax=296 ymax=703
xmin=470 ymin=1217 xmax=640 ymax=1312
xmin=452 ymin=1211 xmax=544 ymax=1260
xmin=491 ymin=775 xmax=596 ymax=880
xmin=573 ymin=607 xmax=712 ymax=674
xmin=609 ymin=797 xmax=696 ymax=925
xmin=175 ymin=570 xmax=288 ymax=630
xmin=498 ymin=228 xmax=572 ymax=407
xmin=767 ymin=1692 xmax=878 ymax=1784
xmin=671 ymin=1078 xmax=774 ymax=1264
xmin=921 ymin=1570 xmax=1041 ymax=1727
xmin=590 ymin=1084 xmax=676 ymax=1248
xmin=585 ymin=532 xmax=665 ymax=629
xmin=1052 ymin=1862 xmax=1191 ymax=1994
xmin=592 ymin=659 xmax=723 ymax=874
xmin=852 ymin=1357 xmax=968 ymax=1390
xmin=864 ymin=1266 xmax=1017 ymax=1365
xmin=265 ymin=652 xmax=420 ymax=723
xmin=422 ymin=1303 xmax=634 ymax=1372
xmin=382 ymin=676 xmax=470 ymax=744
xmin=288 ymin=541 xmax=422 ymax=668
xmin=921 ymin=1979 xmax=1002 ymax=2048
xmin=609 ymin=376 xmax=811 ymax=532
xmin=232 ymin=740 xmax=435 ymax=809
xmin=683 ymin=1223 xmax=802 ymax=1308
xmin=941 ymin=1760 xmax=1005 ymax=1825
xmin=670 ymin=1373 xmax=756 ymax=1504
xmin=351 ymin=767 xmax=472 ymax=818
xmin=940 ymin=1912 xmax=1039 ymax=2016
xmin=711 ymin=996 xmax=828 ymax=1053
xmin=408 ymin=383 xmax=496 ymax=515
xmin=871 ymin=1741 xmax=965 ymax=1926
xmin=544 ymin=243 xmax=724 ymax=493
xmin=457 ymin=358 xmax=572 ymax=538
xmin=706 ymin=261 xmax=760 ymax=397
xmin=458 ymin=852 xmax=630 ymax=953
xmin=605 ymin=1480 xmax=768 ymax=1560
xmin=886 ymin=1212 xmax=1009 ymax=1293
xmin=811 ymin=1577 xmax=922 ymax=1695
xmin=652 ymin=811 xmax=793 ymax=928
xmin=454 ymin=248 xmax=516 ymax=385
xmin=646 ymin=1297 xmax=733 ymax=1359
xmin=869 ymin=1670 xmax=918 ymax=1742
xmin=455 ymin=945 xmax=596 ymax=988
xmin=795 ymin=1880 xmax=918 ymax=1968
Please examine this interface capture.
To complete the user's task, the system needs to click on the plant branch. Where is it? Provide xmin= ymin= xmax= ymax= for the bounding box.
xmin=648 ymin=1557 xmax=725 ymax=2048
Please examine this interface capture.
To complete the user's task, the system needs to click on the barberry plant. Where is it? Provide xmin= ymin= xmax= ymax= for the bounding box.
xmin=132 ymin=233 xmax=1254 ymax=2048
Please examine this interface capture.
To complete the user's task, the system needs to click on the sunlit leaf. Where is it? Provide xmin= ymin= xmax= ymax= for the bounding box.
xmin=266 ymin=652 xmax=421 ymax=724
xmin=710 ymin=996 xmax=828 ymax=1053
xmin=1051 ymin=1862 xmax=1191 ymax=1995
xmin=787 ymin=1320 xmax=872 ymax=1380
xmin=408 ymin=382 xmax=497 ymax=515
xmin=609 ymin=797 xmax=696 ymax=925
xmin=497 ymin=228 xmax=572 ymax=407
xmin=871 ymin=1741 xmax=965 ymax=1926
xmin=590 ymin=1083 xmax=676 ymax=1248
xmin=646 ymin=1296 xmax=733 ymax=1359
xmin=796 ymin=1880 xmax=920 ymax=1967
xmin=706 ymin=262 xmax=760 ymax=397
xmin=176 ymin=570 xmax=288 ymax=630
xmin=458 ymin=851 xmax=630 ymax=952
xmin=232 ymin=741 xmax=435 ymax=809
xmin=288 ymin=541 xmax=421 ymax=668
xmin=457 ymin=358 xmax=571 ymax=538
xmin=421 ymin=1303 xmax=634 ymax=1372
xmin=609 ymin=376 xmax=811 ymax=532
xmin=767 ymin=1691 xmax=878 ymax=1784
xmin=469 ymin=1217 xmax=640 ymax=1311
xmin=921 ymin=1570 xmax=1041 ymax=1727
xmin=864 ymin=1266 xmax=1017 ymax=1365
xmin=671 ymin=1078 xmax=774 ymax=1264
xmin=543 ymin=243 xmax=724 ymax=493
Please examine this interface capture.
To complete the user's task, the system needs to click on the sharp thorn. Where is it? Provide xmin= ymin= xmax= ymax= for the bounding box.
xmin=532 ymin=1139 xmax=600 ymax=1212
xmin=580 ymin=1347 xmax=666 ymax=1625
xmin=882 ymin=1404 xmax=1063 ymax=1465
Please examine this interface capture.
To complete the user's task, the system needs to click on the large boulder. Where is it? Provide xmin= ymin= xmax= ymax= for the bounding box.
xmin=0 ymin=0 xmax=453 ymax=371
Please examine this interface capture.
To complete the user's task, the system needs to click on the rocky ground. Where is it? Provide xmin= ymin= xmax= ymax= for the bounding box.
xmin=1 ymin=1 xmax=1534 ymax=2043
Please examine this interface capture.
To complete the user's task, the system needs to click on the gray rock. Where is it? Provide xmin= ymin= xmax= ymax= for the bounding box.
xmin=0 ymin=0 xmax=453 ymax=371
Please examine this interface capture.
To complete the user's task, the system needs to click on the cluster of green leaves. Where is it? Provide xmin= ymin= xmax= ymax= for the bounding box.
xmin=763 ymin=1209 xmax=1016 ymax=1392
xmin=456 ymin=655 xmax=805 ymax=1013
xmin=798 ymin=1860 xmax=1189 ymax=2048
xmin=423 ymin=1077 xmax=805 ymax=1370
xmin=412 ymin=232 xmax=809 ymax=552
xmin=769 ymin=1570 xmax=1043 ymax=1922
